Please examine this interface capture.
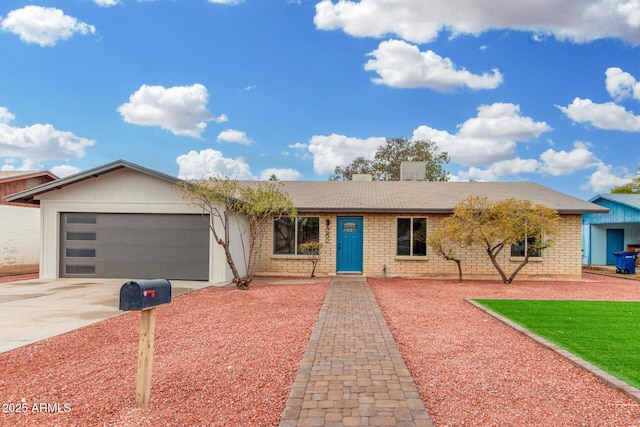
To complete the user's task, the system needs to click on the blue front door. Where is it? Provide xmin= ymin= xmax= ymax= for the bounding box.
xmin=606 ymin=229 xmax=625 ymax=265
xmin=336 ymin=216 xmax=363 ymax=273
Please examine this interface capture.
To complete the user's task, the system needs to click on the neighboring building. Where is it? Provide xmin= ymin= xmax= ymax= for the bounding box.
xmin=582 ymin=194 xmax=640 ymax=266
xmin=0 ymin=171 xmax=57 ymax=275
xmin=7 ymin=160 xmax=607 ymax=282
xmin=0 ymin=171 xmax=58 ymax=207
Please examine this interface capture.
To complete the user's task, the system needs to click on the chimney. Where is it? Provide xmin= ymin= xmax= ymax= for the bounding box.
xmin=352 ymin=174 xmax=373 ymax=181
xmin=400 ymin=161 xmax=426 ymax=181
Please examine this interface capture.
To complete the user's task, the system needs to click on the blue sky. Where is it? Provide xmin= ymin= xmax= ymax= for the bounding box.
xmin=1 ymin=0 xmax=639 ymax=199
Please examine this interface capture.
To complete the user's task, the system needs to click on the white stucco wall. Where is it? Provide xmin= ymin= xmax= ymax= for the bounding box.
xmin=0 ymin=204 xmax=40 ymax=269
xmin=36 ymin=168 xmax=247 ymax=282
xmin=210 ymin=211 xmax=250 ymax=280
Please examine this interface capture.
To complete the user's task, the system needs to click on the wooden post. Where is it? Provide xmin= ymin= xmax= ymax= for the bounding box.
xmin=135 ymin=307 xmax=157 ymax=409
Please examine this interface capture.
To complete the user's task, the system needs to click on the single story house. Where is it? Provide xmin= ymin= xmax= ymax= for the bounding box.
xmin=6 ymin=160 xmax=607 ymax=282
xmin=582 ymin=194 xmax=640 ymax=266
xmin=0 ymin=170 xmax=57 ymax=275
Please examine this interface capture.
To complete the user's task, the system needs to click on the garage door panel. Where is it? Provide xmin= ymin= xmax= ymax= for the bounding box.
xmin=97 ymin=244 xmax=209 ymax=263
xmin=61 ymin=213 xmax=209 ymax=280
xmin=97 ymin=228 xmax=207 ymax=246
xmin=95 ymin=260 xmax=205 ymax=280
xmin=99 ymin=215 xmax=208 ymax=229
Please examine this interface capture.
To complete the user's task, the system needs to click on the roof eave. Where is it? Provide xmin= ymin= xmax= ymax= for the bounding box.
xmin=296 ymin=207 xmax=609 ymax=215
xmin=559 ymin=208 xmax=609 ymax=215
xmin=0 ymin=171 xmax=58 ymax=184
xmin=590 ymin=194 xmax=640 ymax=212
xmin=295 ymin=207 xmax=453 ymax=214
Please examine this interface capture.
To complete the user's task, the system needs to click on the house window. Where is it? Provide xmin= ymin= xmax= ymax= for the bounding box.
xmin=273 ymin=216 xmax=320 ymax=255
xmin=66 ymin=232 xmax=96 ymax=241
xmin=66 ymin=214 xmax=97 ymax=224
xmin=397 ymin=217 xmax=427 ymax=256
xmin=65 ymin=248 xmax=96 ymax=258
xmin=511 ymin=236 xmax=542 ymax=258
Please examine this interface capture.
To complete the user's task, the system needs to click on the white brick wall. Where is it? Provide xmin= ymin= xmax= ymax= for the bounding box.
xmin=0 ymin=205 xmax=40 ymax=268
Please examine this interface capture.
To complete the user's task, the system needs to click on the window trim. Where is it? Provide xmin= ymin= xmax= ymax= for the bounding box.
xmin=396 ymin=217 xmax=428 ymax=258
xmin=272 ymin=216 xmax=320 ymax=256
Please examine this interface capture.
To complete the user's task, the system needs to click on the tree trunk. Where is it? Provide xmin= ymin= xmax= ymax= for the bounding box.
xmin=442 ymin=253 xmax=463 ymax=283
xmin=218 ymin=239 xmax=246 ymax=290
xmin=507 ymin=251 xmax=531 ymax=284
xmin=454 ymin=259 xmax=463 ymax=283
xmin=487 ymin=244 xmax=509 ymax=284
xmin=234 ymin=276 xmax=251 ymax=290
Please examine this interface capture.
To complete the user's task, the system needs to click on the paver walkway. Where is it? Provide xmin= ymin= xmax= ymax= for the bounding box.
xmin=279 ymin=275 xmax=434 ymax=427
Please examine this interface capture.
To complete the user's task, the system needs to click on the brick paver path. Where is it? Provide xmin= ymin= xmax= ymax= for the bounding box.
xmin=279 ymin=275 xmax=434 ymax=427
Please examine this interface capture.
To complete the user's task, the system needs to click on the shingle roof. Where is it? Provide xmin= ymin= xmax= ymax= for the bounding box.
xmin=274 ymin=181 xmax=608 ymax=214
xmin=590 ymin=194 xmax=640 ymax=211
xmin=4 ymin=159 xmax=608 ymax=214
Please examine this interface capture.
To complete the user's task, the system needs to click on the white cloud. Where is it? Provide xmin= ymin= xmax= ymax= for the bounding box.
xmin=1 ymin=6 xmax=95 ymax=47
xmin=93 ymin=0 xmax=120 ymax=6
xmin=259 ymin=168 xmax=301 ymax=180
xmin=314 ymin=0 xmax=640 ymax=45
xmin=288 ymin=142 xmax=312 ymax=160
xmin=217 ymin=129 xmax=253 ymax=145
xmin=176 ymin=149 xmax=255 ymax=180
xmin=414 ymin=125 xmax=516 ymax=165
xmin=459 ymin=103 xmax=551 ymax=140
xmin=0 ymin=107 xmax=15 ymax=124
xmin=458 ymin=158 xmax=541 ymax=181
xmin=289 ymin=142 xmax=308 ymax=149
xmin=118 ymin=84 xmax=226 ymax=138
xmin=558 ymin=97 xmax=640 ymax=131
xmin=208 ymin=0 xmax=243 ymax=4
xmin=1 ymin=158 xmax=42 ymax=172
xmin=605 ymin=67 xmax=640 ymax=101
xmin=0 ymin=108 xmax=94 ymax=162
xmin=531 ymin=33 xmax=545 ymax=42
xmin=413 ymin=103 xmax=551 ymax=166
xmin=454 ymin=141 xmax=602 ymax=182
xmin=364 ymin=39 xmax=502 ymax=92
xmin=307 ymin=134 xmax=386 ymax=174
xmin=50 ymin=165 xmax=82 ymax=177
xmin=2 ymin=159 xmax=80 ymax=178
xmin=583 ymin=163 xmax=635 ymax=193
xmin=539 ymin=141 xmax=600 ymax=176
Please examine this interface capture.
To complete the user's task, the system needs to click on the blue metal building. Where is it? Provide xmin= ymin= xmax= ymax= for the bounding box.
xmin=582 ymin=194 xmax=640 ymax=265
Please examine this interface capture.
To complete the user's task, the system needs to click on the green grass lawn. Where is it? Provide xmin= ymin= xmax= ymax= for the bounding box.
xmin=473 ymin=299 xmax=640 ymax=389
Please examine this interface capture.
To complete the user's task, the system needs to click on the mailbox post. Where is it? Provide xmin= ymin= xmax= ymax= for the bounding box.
xmin=119 ymin=279 xmax=171 ymax=409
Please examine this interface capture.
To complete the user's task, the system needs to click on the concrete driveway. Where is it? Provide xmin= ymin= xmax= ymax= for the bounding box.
xmin=0 ymin=277 xmax=215 ymax=353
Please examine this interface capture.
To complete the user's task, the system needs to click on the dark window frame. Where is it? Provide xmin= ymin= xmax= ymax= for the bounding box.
xmin=273 ymin=216 xmax=320 ymax=255
xmin=396 ymin=217 xmax=427 ymax=257
xmin=510 ymin=234 xmax=543 ymax=258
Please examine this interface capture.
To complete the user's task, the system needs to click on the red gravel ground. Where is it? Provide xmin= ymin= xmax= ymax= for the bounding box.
xmin=3 ymin=273 xmax=640 ymax=426
xmin=370 ymin=273 xmax=640 ymax=427
xmin=0 ymin=281 xmax=329 ymax=427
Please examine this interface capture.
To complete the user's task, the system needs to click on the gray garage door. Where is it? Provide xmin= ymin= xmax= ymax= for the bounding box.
xmin=60 ymin=213 xmax=210 ymax=280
